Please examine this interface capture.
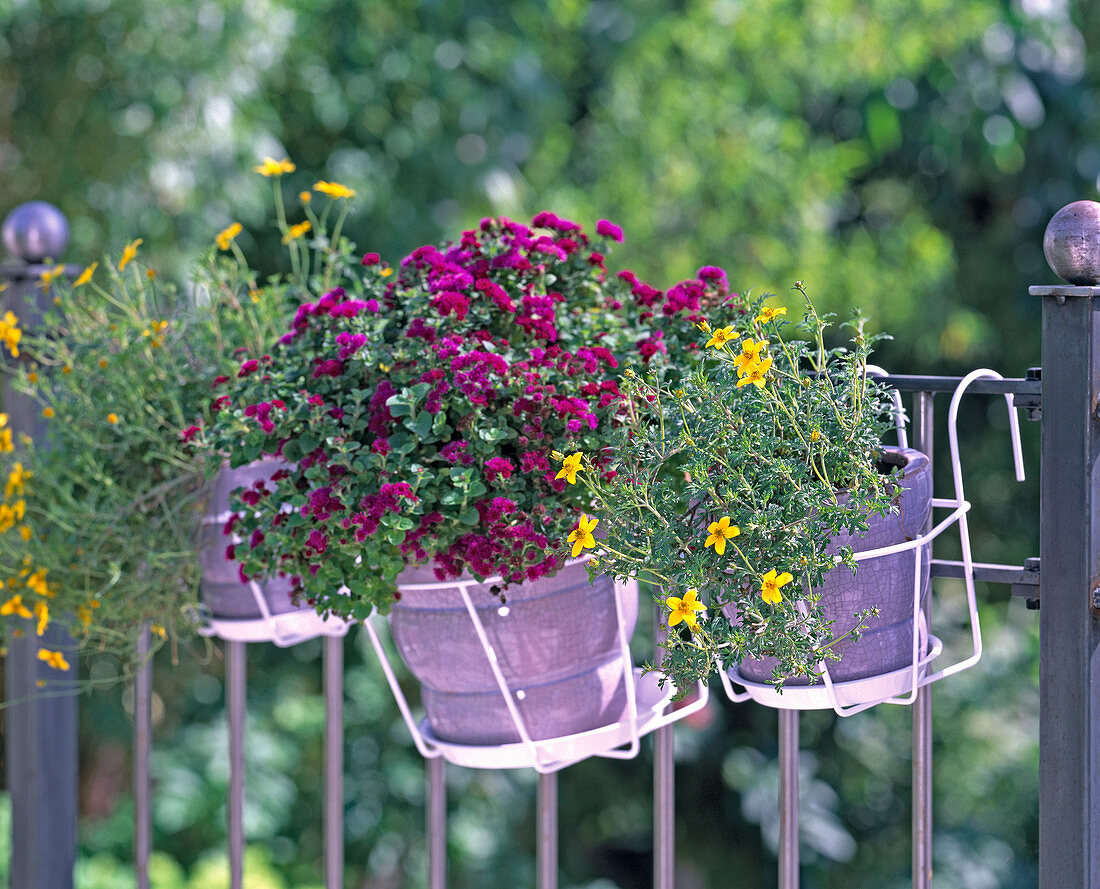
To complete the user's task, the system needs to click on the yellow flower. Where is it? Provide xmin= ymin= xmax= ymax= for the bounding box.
xmin=62 ymin=365 xmax=72 ymax=374
xmin=98 ymin=357 xmax=109 ymax=369
xmin=17 ymin=525 xmax=32 ymax=542
xmin=733 ymin=339 xmax=768 ymax=375
xmin=118 ymin=238 xmax=143 ymax=271
xmin=151 ymin=624 xmax=167 ymax=639
xmin=33 ymin=600 xmax=48 ymax=636
xmin=696 ymin=319 xmax=711 ymax=333
xmin=0 ymin=499 xmax=25 ymax=533
xmin=567 ymin=514 xmax=599 ymax=557
xmin=704 ymin=325 xmax=740 ymax=349
xmin=42 ymin=407 xmax=54 ymax=418
xmin=146 ymin=268 xmax=156 ymax=280
xmin=282 ymin=221 xmax=312 ymax=244
xmin=107 ymin=413 xmax=119 ymax=425
xmin=761 ymin=569 xmax=793 ymax=605
xmin=6 ymin=462 xmax=30 ymax=498
xmin=215 ymin=222 xmax=242 ymax=251
xmin=666 ymin=588 xmax=706 ymax=631
xmin=313 ymin=180 xmax=356 ymax=199
xmin=254 ymin=157 xmax=295 ymax=177
xmin=735 ymin=354 xmax=773 ymax=389
xmin=26 ymin=568 xmax=52 ymax=598
xmin=755 ymin=305 xmax=787 ymax=325
xmin=37 ymin=264 xmax=65 ymax=289
xmin=37 ymin=648 xmax=69 ymax=671
xmin=73 ymin=261 xmax=98 ymax=287
xmin=811 ymin=428 xmax=821 ymax=442
xmin=380 ymin=267 xmax=393 ymax=277
xmin=704 ymin=516 xmax=740 ymax=556
xmin=0 ymin=311 xmax=22 ymax=358
xmin=299 ymin=191 xmax=312 ymax=204
xmin=249 ymin=288 xmax=262 ymax=304
xmin=0 ymin=595 xmax=32 ymax=619
xmin=555 ymin=452 xmax=583 ymax=485
xmin=0 ymin=428 xmax=11 ymax=453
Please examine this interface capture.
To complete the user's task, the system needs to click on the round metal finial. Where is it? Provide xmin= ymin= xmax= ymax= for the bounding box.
xmin=1043 ymin=200 xmax=1100 ymax=285
xmin=1 ymin=201 xmax=70 ymax=264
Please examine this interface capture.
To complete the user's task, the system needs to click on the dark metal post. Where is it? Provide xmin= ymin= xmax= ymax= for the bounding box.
xmin=323 ymin=635 xmax=344 ymax=889
xmin=537 ymin=771 xmax=558 ymax=889
xmin=778 ymin=709 xmax=799 ymax=889
xmin=134 ymin=628 xmax=153 ymax=889
xmin=1 ymin=202 xmax=79 ymax=889
xmin=912 ymin=392 xmax=934 ymax=889
xmin=226 ymin=640 xmax=247 ymax=889
xmin=1033 ymin=200 xmax=1100 ymax=889
xmin=426 ymin=757 xmax=447 ymax=889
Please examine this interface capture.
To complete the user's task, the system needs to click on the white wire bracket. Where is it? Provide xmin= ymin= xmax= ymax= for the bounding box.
xmin=722 ymin=367 xmax=1026 ymax=714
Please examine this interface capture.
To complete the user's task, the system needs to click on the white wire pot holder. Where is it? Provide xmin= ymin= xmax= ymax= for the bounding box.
xmin=197 ymin=459 xmax=350 ymax=647
xmin=719 ymin=368 xmax=1026 ymax=716
xmin=364 ymin=554 xmax=709 ymax=774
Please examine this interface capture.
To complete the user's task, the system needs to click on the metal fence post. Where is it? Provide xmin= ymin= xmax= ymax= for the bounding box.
xmin=1032 ymin=200 xmax=1100 ymax=889
xmin=1 ymin=201 xmax=79 ymax=889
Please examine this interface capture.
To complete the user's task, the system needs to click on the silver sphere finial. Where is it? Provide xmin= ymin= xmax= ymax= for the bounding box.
xmin=1 ymin=201 xmax=70 ymax=264
xmin=1043 ymin=200 xmax=1100 ymax=285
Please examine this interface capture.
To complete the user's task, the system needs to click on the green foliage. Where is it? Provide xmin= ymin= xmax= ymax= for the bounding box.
xmin=585 ymin=291 xmax=897 ymax=690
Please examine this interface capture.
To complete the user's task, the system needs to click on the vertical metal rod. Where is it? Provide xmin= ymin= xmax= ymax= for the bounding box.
xmin=1032 ymin=282 xmax=1100 ymax=889
xmin=653 ymin=603 xmax=675 ymax=889
xmin=537 ymin=771 xmax=558 ymax=889
xmin=778 ymin=709 xmax=799 ymax=889
xmin=226 ymin=640 xmax=247 ymax=889
xmin=426 ymin=756 xmax=447 ymax=889
xmin=912 ymin=391 xmax=934 ymax=889
xmin=323 ymin=635 xmax=344 ymax=889
xmin=134 ymin=628 xmax=153 ymax=889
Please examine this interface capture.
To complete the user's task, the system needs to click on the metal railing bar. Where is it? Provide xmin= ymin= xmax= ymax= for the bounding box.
xmin=323 ymin=634 xmax=344 ymax=889
xmin=134 ymin=627 xmax=153 ymax=889
xmin=874 ymin=373 xmax=1040 ymax=398
xmin=930 ymin=557 xmax=1040 ymax=592
xmin=226 ymin=640 xmax=246 ymax=889
xmin=537 ymin=771 xmax=558 ymax=889
xmin=912 ymin=390 xmax=935 ymax=889
xmin=778 ymin=709 xmax=799 ymax=889
xmin=654 ymin=602 xmax=675 ymax=889
xmin=426 ymin=756 xmax=447 ymax=889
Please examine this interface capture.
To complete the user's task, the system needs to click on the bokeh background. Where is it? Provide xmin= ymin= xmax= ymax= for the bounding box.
xmin=3 ymin=0 xmax=1088 ymax=885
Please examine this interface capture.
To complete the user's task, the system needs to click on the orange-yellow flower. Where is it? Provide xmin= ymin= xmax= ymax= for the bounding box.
xmin=215 ymin=222 xmax=242 ymax=251
xmin=567 ymin=513 xmax=599 ymax=557
xmin=118 ymin=238 xmax=143 ymax=271
xmin=299 ymin=191 xmax=312 ymax=204
xmin=6 ymin=462 xmax=29 ymax=498
xmin=0 ymin=499 xmax=25 ymax=533
xmin=26 ymin=568 xmax=52 ymax=598
xmin=555 ymin=452 xmax=583 ymax=485
xmin=704 ymin=516 xmax=740 ymax=556
xmin=0 ymin=311 xmax=22 ymax=358
xmin=37 ymin=648 xmax=69 ymax=671
xmin=107 ymin=413 xmax=119 ymax=425
xmin=705 ymin=325 xmax=740 ymax=349
xmin=254 ymin=157 xmax=295 ymax=177
xmin=733 ymin=339 xmax=768 ymax=375
xmin=73 ymin=261 xmax=98 ymax=287
xmin=38 ymin=264 xmax=65 ymax=289
xmin=0 ymin=594 xmax=32 ymax=619
xmin=755 ymin=305 xmax=787 ymax=325
xmin=314 ymin=180 xmax=356 ymax=199
xmin=666 ymin=588 xmax=706 ymax=630
xmin=282 ymin=221 xmax=312 ymax=244
xmin=42 ymin=407 xmax=55 ymax=419
xmin=735 ymin=355 xmax=773 ymax=389
xmin=33 ymin=600 xmax=48 ymax=636
xmin=761 ymin=569 xmax=793 ymax=605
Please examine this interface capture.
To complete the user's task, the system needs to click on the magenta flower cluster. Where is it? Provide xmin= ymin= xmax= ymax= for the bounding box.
xmin=207 ymin=211 xmax=736 ymax=618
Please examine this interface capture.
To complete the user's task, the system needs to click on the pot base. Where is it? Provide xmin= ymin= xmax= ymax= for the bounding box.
xmin=200 ymin=610 xmax=350 ymax=647
xmin=726 ymin=634 xmax=943 ymax=711
xmin=417 ymin=668 xmax=674 ymax=769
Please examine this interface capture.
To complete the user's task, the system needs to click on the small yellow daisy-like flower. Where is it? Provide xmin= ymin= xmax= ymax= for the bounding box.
xmin=33 ymin=600 xmax=48 ymax=636
xmin=62 ymin=365 xmax=72 ymax=375
xmin=26 ymin=568 xmax=52 ymax=598
xmin=151 ymin=624 xmax=167 ymax=639
xmin=254 ymin=157 xmax=295 ymax=177
xmin=314 ymin=180 xmax=356 ymax=199
xmin=73 ymin=261 xmax=98 ymax=287
xmin=42 ymin=407 xmax=55 ymax=418
xmin=760 ymin=569 xmax=794 ymax=605
xmin=666 ymin=588 xmax=706 ymax=631
xmin=733 ymin=338 xmax=768 ymax=375
xmin=0 ymin=498 xmax=25 ymax=533
xmin=704 ymin=325 xmax=740 ymax=349
xmin=0 ymin=311 xmax=22 ymax=358
xmin=27 ymin=371 xmax=37 ymax=383
xmin=381 ymin=267 xmax=394 ymax=277
xmin=735 ymin=355 xmax=773 ymax=389
xmin=704 ymin=516 xmax=740 ymax=556
xmin=0 ymin=594 xmax=32 ymax=619
xmin=98 ymin=357 xmax=108 ymax=369
xmin=118 ymin=238 xmax=143 ymax=271
xmin=146 ymin=268 xmax=156 ymax=280
xmin=755 ymin=305 xmax=787 ymax=325
xmin=282 ymin=221 xmax=312 ymax=244
xmin=37 ymin=648 xmax=69 ymax=671
xmin=6 ymin=462 xmax=30 ymax=498
xmin=215 ymin=222 xmax=243 ymax=251
xmin=249 ymin=288 xmax=262 ymax=304
xmin=38 ymin=264 xmax=66 ymax=289
xmin=567 ymin=514 xmax=599 ymax=558
xmin=696 ymin=319 xmax=711 ymax=333
xmin=299 ymin=191 xmax=312 ymax=204
xmin=555 ymin=452 xmax=583 ymax=485
xmin=107 ymin=413 xmax=119 ymax=425
xmin=17 ymin=525 xmax=32 ymax=542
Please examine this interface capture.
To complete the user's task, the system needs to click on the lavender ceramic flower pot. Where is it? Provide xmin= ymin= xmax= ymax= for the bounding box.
xmin=199 ymin=459 xmax=300 ymax=620
xmin=391 ymin=558 xmax=639 ymax=746
xmin=738 ymin=446 xmax=933 ymax=685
